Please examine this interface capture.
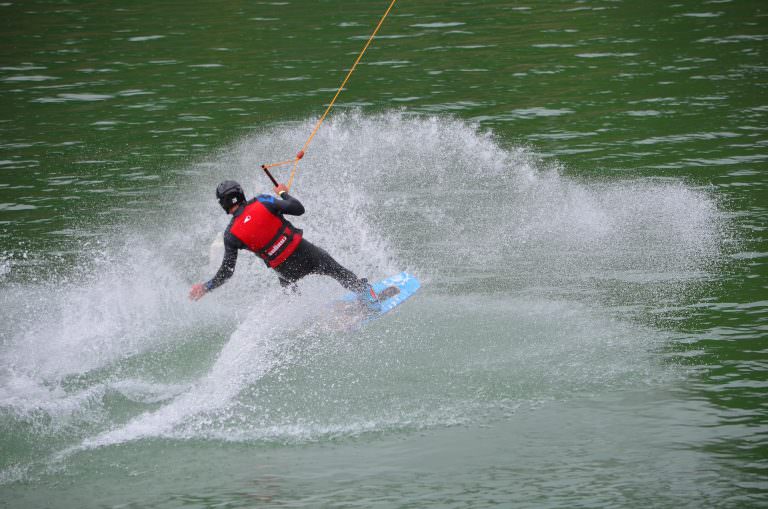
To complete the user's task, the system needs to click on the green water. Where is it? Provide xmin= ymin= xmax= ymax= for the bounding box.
xmin=1 ymin=0 xmax=766 ymax=507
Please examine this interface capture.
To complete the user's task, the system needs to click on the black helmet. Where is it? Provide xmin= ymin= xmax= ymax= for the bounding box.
xmin=216 ymin=180 xmax=245 ymax=211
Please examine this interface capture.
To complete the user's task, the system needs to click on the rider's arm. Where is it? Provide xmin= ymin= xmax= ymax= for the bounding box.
xmin=258 ymin=193 xmax=305 ymax=216
xmin=204 ymin=233 xmax=240 ymax=291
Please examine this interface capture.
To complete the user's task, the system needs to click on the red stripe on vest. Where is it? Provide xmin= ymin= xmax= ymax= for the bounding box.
xmin=229 ymin=201 xmax=302 ymax=268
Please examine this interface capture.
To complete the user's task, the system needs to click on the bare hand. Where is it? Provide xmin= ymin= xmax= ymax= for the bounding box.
xmin=189 ymin=283 xmax=207 ymax=301
xmin=274 ymin=184 xmax=289 ymax=196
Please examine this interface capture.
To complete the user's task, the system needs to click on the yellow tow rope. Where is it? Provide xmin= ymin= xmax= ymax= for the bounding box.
xmin=261 ymin=0 xmax=398 ymax=191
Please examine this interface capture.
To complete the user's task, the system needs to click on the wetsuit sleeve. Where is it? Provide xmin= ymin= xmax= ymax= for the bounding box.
xmin=276 ymin=193 xmax=305 ymax=216
xmin=257 ymin=193 xmax=305 ymax=216
xmin=204 ymin=233 xmax=240 ymax=291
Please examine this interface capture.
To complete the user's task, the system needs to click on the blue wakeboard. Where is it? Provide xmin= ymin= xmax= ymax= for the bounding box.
xmin=338 ymin=271 xmax=421 ymax=324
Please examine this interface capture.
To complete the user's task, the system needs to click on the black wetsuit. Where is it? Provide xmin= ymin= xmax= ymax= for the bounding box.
xmin=205 ymin=193 xmax=368 ymax=294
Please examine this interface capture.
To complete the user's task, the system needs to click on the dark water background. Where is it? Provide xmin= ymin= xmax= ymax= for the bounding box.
xmin=1 ymin=1 xmax=766 ymax=507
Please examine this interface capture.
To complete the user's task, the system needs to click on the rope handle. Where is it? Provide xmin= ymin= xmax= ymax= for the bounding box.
xmin=262 ymin=151 xmax=304 ymax=171
xmin=260 ymin=165 xmax=279 ymax=187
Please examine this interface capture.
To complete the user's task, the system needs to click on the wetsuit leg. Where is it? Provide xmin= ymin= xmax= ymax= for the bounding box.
xmin=274 ymin=239 xmax=367 ymax=293
xmin=278 ymin=275 xmax=299 ymax=294
xmin=274 ymin=239 xmax=316 ymax=282
xmin=306 ymin=243 xmax=367 ymax=293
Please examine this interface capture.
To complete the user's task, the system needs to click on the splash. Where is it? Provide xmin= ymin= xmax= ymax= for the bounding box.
xmin=77 ymin=296 xmax=296 ymax=449
xmin=0 ymin=112 xmax=726 ymax=482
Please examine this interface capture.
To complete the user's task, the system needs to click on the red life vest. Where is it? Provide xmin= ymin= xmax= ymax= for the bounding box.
xmin=229 ymin=200 xmax=303 ymax=268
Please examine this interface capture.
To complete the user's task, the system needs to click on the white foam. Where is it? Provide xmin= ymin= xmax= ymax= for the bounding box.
xmin=0 ymin=372 xmax=105 ymax=422
xmin=74 ymin=291 xmax=330 ymax=450
xmin=109 ymin=379 xmax=188 ymax=404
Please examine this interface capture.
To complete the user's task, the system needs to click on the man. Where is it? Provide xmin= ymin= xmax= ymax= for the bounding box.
xmin=189 ymin=180 xmax=378 ymax=307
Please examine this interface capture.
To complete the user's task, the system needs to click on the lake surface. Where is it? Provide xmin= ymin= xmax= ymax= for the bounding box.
xmin=1 ymin=0 xmax=766 ymax=507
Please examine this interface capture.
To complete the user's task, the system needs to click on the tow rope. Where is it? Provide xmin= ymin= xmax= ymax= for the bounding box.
xmin=261 ymin=0 xmax=398 ymax=191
